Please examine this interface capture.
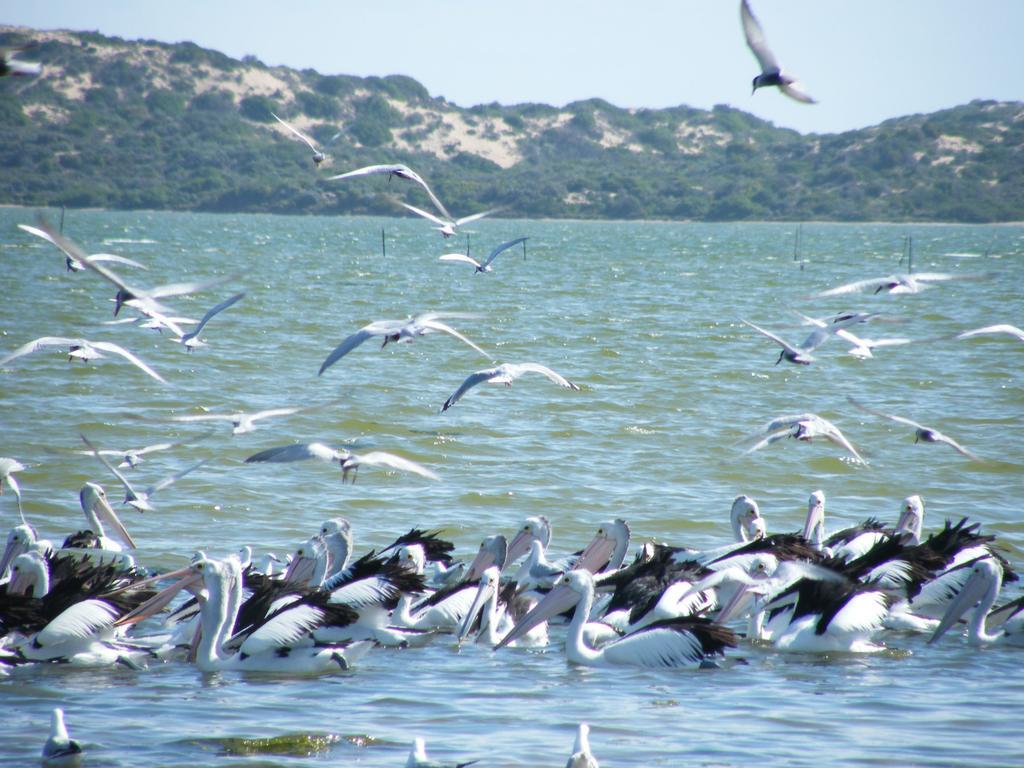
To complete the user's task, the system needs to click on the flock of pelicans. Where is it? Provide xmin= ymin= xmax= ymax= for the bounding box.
xmin=2 ymin=3 xmax=1023 ymax=766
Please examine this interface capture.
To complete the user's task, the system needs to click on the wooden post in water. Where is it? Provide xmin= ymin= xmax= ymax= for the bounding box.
xmin=59 ymin=205 xmax=66 ymax=235
xmin=465 ymin=233 xmax=470 ymax=258
xmin=381 ymin=227 xmax=386 ymax=259
xmin=792 ymin=223 xmax=802 ymax=262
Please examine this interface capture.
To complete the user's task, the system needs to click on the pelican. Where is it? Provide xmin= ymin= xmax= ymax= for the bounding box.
xmin=42 ymin=709 xmax=83 ymax=767
xmin=0 ymin=457 xmax=26 ymax=522
xmin=1 ymin=46 xmax=41 ymax=77
xmin=457 ymin=566 xmax=547 ymax=647
xmin=78 ymin=483 xmax=136 ymax=550
xmin=319 ymin=517 xmax=354 ymax=579
xmin=319 ymin=313 xmax=487 ymax=375
xmin=574 ymin=519 xmax=631 ymax=574
xmin=391 ymin=583 xmax=479 ymax=633
xmin=828 ymin=495 xmax=926 ymax=562
xmin=740 ymin=0 xmax=816 ymax=103
xmin=441 ymin=362 xmax=580 ymax=412
xmin=0 ymin=523 xmax=53 ymax=582
xmin=848 ymin=396 xmax=979 ymax=460
xmin=271 ymin=112 xmax=329 ymax=166
xmin=398 ymin=200 xmax=498 ymax=239
xmin=0 ymin=336 xmax=166 ymax=383
xmin=743 ymin=413 xmax=864 ymax=463
xmin=498 ymin=570 xmax=736 ymax=667
xmin=513 ymin=539 xmax=566 ymax=592
xmin=954 ymin=324 xmax=1024 ymax=342
xmin=329 ymin=163 xmax=451 ymax=219
xmin=505 ymin=516 xmax=552 ymax=567
xmin=172 ymin=399 xmax=338 ymax=435
xmin=405 ymin=736 xmax=477 ymax=768
xmin=82 ymin=434 xmax=207 ymax=512
xmin=566 ymin=723 xmax=599 ymax=768
xmin=813 ymin=272 xmax=985 ymax=298
xmin=178 ymin=292 xmax=245 ymax=351
xmin=438 ymin=237 xmax=528 ymax=273
xmin=18 ymin=223 xmax=146 ymax=272
xmin=929 ymin=557 xmax=1024 ymax=647
xmin=463 ymin=534 xmax=507 ymax=581
xmin=245 ymin=442 xmax=439 ymax=483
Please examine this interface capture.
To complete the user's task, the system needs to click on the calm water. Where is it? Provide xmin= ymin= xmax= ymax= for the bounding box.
xmin=1 ymin=209 xmax=1022 ymax=767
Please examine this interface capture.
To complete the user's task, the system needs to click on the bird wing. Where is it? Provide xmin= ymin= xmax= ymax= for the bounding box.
xmin=743 ymin=426 xmax=793 ymax=454
xmin=35 ymin=599 xmax=119 ymax=647
xmin=238 ymin=603 xmax=325 ymax=657
xmin=399 ymin=201 xmax=448 ymax=227
xmin=36 ymin=222 xmax=134 ymax=292
xmin=480 ymin=237 xmax=529 ymax=269
xmin=740 ymin=0 xmax=779 ymax=72
xmin=172 ymin=413 xmax=239 ymax=424
xmin=327 ymin=576 xmax=403 ymax=609
xmin=455 ymin=209 xmax=499 ymax=227
xmin=88 ymin=341 xmax=167 ymax=383
xmin=741 ymin=320 xmax=802 ymax=357
xmin=146 ymin=275 xmax=236 ymax=300
xmin=0 ymin=337 xmax=84 ymax=367
xmin=182 ymin=292 xmax=245 ymax=342
xmin=327 ymin=163 xmax=406 ymax=181
xmin=271 ymin=112 xmax=319 ymax=152
xmin=84 ymin=253 xmax=147 ymax=269
xmin=350 ymin=451 xmax=440 ymax=481
xmin=438 ymin=253 xmax=482 ymax=268
xmin=417 ymin=319 xmax=489 ymax=357
xmin=441 ymin=368 xmax=502 ymax=411
xmin=602 ymin=624 xmax=707 ymax=668
xmin=817 ymin=419 xmax=865 ymax=462
xmin=80 ymin=434 xmax=139 ymax=498
xmin=319 ymin=323 xmax=395 ymax=375
xmin=847 ymin=396 xmax=924 ymax=430
xmin=509 ymin=362 xmax=580 ymax=390
xmin=932 ymin=432 xmax=980 ymax=461
xmin=825 ymin=591 xmax=889 ymax=636
xmin=813 ymin=276 xmax=893 ymax=298
xmin=956 ymin=324 xmax=1024 ymax=342
xmin=147 ymin=459 xmax=207 ymax=495
xmin=779 ymin=82 xmax=817 ymax=104
xmin=248 ymin=406 xmax=303 ymax=422
xmin=245 ymin=442 xmax=342 ymax=464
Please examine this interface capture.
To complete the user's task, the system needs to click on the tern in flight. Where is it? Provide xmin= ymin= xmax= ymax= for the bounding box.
xmin=245 ymin=442 xmax=439 ymax=483
xmin=172 ymin=398 xmax=341 ymax=435
xmin=438 ymin=237 xmax=528 ymax=273
xmin=812 ymin=272 xmax=985 ymax=298
xmin=271 ymin=112 xmax=329 ymax=166
xmin=18 ymin=224 xmax=146 ymax=272
xmin=329 ymin=163 xmax=452 ymax=220
xmin=0 ymin=336 xmax=166 ymax=383
xmin=847 ymin=396 xmax=980 ymax=461
xmin=319 ymin=313 xmax=488 ymax=375
xmin=398 ymin=201 xmax=498 ymax=239
xmin=955 ymin=324 xmax=1024 ymax=342
xmin=441 ymin=363 xmax=581 ymax=412
xmin=743 ymin=413 xmax=864 ymax=463
xmin=741 ymin=0 xmax=816 ymax=104
xmin=177 ymin=292 xmax=245 ymax=351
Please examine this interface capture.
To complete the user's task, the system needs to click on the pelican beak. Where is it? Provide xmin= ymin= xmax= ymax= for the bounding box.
xmin=113 ymin=566 xmax=204 ymax=627
xmin=0 ymin=538 xmax=21 ymax=579
xmin=504 ymin=531 xmax=533 ymax=568
xmin=93 ymin=491 xmax=137 ymax=550
xmin=496 ymin=580 xmax=580 ymax=649
xmin=716 ymin=584 xmax=757 ymax=625
xmin=9 ymin=568 xmax=32 ymax=596
xmin=464 ymin=547 xmax=497 ymax=583
xmin=928 ymin=567 xmax=988 ymax=645
xmin=282 ymin=554 xmax=317 ymax=586
xmin=457 ymin=578 xmax=495 ymax=645
xmin=573 ymin=533 xmax=614 ymax=574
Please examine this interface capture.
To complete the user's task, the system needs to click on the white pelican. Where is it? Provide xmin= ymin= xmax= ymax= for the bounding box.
xmin=441 ymin=362 xmax=580 ymax=412
xmin=78 ymin=483 xmax=136 ymax=550
xmin=18 ymin=223 xmax=146 ymax=272
xmin=848 ymin=396 xmax=980 ymax=460
xmin=329 ymin=163 xmax=451 ymax=219
xmin=0 ymin=336 xmax=166 ymax=383
xmin=505 ymin=516 xmax=552 ymax=568
xmin=178 ymin=292 xmax=245 ymax=351
xmin=575 ymin=519 xmax=631 ymax=574
xmin=42 ymin=708 xmax=83 ymax=767
xmin=245 ymin=442 xmax=439 ymax=483
xmin=404 ymin=736 xmax=476 ymax=768
xmin=513 ymin=539 xmax=566 ymax=592
xmin=318 ymin=312 xmax=487 ymax=375
xmin=498 ymin=570 xmax=736 ymax=667
xmin=812 ymin=271 xmax=985 ymax=298
xmin=740 ymin=0 xmax=816 ymax=103
xmin=457 ymin=566 xmax=514 ymax=646
xmin=929 ymin=557 xmax=1024 ymax=647
xmin=0 ymin=457 xmax=27 ymax=522
xmin=463 ymin=534 xmax=508 ymax=581
xmin=82 ymin=433 xmax=207 ymax=512
xmin=438 ymin=237 xmax=528 ymax=273
xmin=398 ymin=200 xmax=498 ymax=239
xmin=743 ymin=412 xmax=864 ymax=463
xmin=271 ymin=112 xmax=329 ymax=166
xmin=319 ymin=517 xmax=354 ymax=579
xmin=955 ymin=324 xmax=1024 ymax=342
xmin=391 ymin=583 xmax=478 ymax=633
xmin=1 ymin=46 xmax=42 ymax=77
xmin=566 ymin=723 xmax=599 ymax=768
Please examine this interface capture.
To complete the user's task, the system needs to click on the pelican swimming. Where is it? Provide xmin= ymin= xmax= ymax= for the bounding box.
xmin=743 ymin=413 xmax=865 ymax=463
xmin=848 ymin=396 xmax=980 ymax=460
xmin=398 ymin=200 xmax=498 ymax=239
xmin=177 ymin=292 xmax=245 ymax=351
xmin=463 ymin=534 xmax=508 ymax=582
xmin=271 ymin=112 xmax=329 ymax=166
xmin=505 ymin=516 xmax=552 ymax=568
xmin=41 ymin=708 xmax=83 ymax=767
xmin=498 ymin=570 xmax=736 ymax=667
xmin=438 ymin=237 xmax=528 ymax=273
xmin=740 ymin=0 xmax=816 ymax=104
xmin=566 ymin=723 xmax=599 ymax=768
xmin=441 ymin=362 xmax=580 ymax=412
xmin=18 ymin=223 xmax=146 ymax=273
xmin=245 ymin=442 xmax=439 ymax=483
xmin=318 ymin=313 xmax=488 ymax=375
xmin=77 ymin=483 xmax=136 ymax=550
xmin=928 ymin=557 xmax=1024 ymax=647
xmin=0 ymin=336 xmax=166 ymax=383
xmin=574 ymin=519 xmax=631 ymax=574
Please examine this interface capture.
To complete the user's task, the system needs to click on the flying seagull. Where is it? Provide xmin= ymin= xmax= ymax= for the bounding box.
xmin=18 ymin=224 xmax=147 ymax=272
xmin=271 ymin=112 xmax=328 ymax=166
xmin=319 ymin=313 xmax=488 ymax=375
xmin=441 ymin=363 xmax=581 ymax=412
xmin=954 ymin=324 xmax=1024 ymax=342
xmin=178 ymin=292 xmax=245 ymax=351
xmin=72 ymin=432 xmax=210 ymax=469
xmin=847 ymin=396 xmax=980 ymax=461
xmin=740 ymin=0 xmax=816 ymax=104
xmin=793 ymin=311 xmax=910 ymax=359
xmin=438 ymin=237 xmax=528 ymax=273
xmin=172 ymin=398 xmax=341 ymax=435
xmin=743 ymin=412 xmax=864 ymax=463
xmin=329 ymin=163 xmax=452 ymax=220
xmin=812 ymin=272 xmax=986 ymax=298
xmin=741 ymin=319 xmax=834 ymax=365
xmin=0 ymin=336 xmax=166 ymax=383
xmin=398 ymin=201 xmax=499 ymax=239
xmin=244 ymin=442 xmax=439 ymax=484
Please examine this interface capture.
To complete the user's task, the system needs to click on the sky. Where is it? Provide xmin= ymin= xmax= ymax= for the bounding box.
xmin=2 ymin=0 xmax=1022 ymax=135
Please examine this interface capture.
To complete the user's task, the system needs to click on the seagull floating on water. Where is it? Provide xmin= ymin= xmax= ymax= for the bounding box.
xmin=405 ymin=736 xmax=477 ymax=768
xmin=271 ymin=112 xmax=329 ymax=166
xmin=441 ymin=363 xmax=580 ymax=412
xmin=740 ymin=0 xmax=816 ymax=104
xmin=566 ymin=723 xmax=599 ymax=768
xmin=0 ymin=336 xmax=166 ymax=383
xmin=245 ymin=442 xmax=439 ymax=483
xmin=438 ymin=237 xmax=528 ymax=273
xmin=41 ymin=708 xmax=83 ymax=767
xmin=847 ymin=395 xmax=980 ymax=461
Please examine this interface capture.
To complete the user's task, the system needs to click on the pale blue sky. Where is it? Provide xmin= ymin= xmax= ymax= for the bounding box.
xmin=3 ymin=1 xmax=1022 ymax=135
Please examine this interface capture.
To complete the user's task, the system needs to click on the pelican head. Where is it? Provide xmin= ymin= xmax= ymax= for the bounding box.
xmin=398 ymin=543 xmax=427 ymax=575
xmin=9 ymin=550 xmax=49 ymax=597
xmin=575 ymin=519 xmax=631 ymax=573
xmin=506 ymin=516 xmax=551 ymax=566
xmin=282 ymin=536 xmax=326 ymax=586
xmin=0 ymin=522 xmax=38 ymax=579
xmin=895 ymin=495 xmax=925 ymax=545
xmin=730 ymin=495 xmax=763 ymax=542
xmin=802 ymin=490 xmax=826 ymax=546
xmin=465 ymin=534 xmax=508 ymax=581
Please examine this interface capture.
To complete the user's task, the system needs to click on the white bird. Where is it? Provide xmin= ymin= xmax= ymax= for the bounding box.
xmin=42 ymin=708 xmax=83 ymax=767
xmin=244 ymin=442 xmax=439 ymax=483
xmin=741 ymin=319 xmax=834 ymax=365
xmin=78 ymin=482 xmax=136 ymax=550
xmin=404 ymin=736 xmax=477 ymax=768
xmin=319 ymin=313 xmax=487 ymax=375
xmin=955 ymin=324 xmax=1024 ymax=342
xmin=793 ymin=311 xmax=910 ymax=359
xmin=0 ymin=336 xmax=166 ymax=383
xmin=847 ymin=396 xmax=980 ymax=461
xmin=178 ymin=292 xmax=245 ymax=350
xmin=813 ymin=272 xmax=984 ymax=298
xmin=566 ymin=724 xmax=599 ymax=768
xmin=398 ymin=200 xmax=498 ymax=239
xmin=72 ymin=433 xmax=203 ymax=469
xmin=81 ymin=434 xmax=207 ymax=512
xmin=1 ymin=46 xmax=42 ymax=77
xmin=740 ymin=0 xmax=816 ymax=104
xmin=172 ymin=398 xmax=339 ymax=435
xmin=18 ymin=224 xmax=147 ymax=272
xmin=928 ymin=557 xmax=1024 ymax=647
xmin=744 ymin=413 xmax=864 ymax=463
xmin=438 ymin=237 xmax=528 ymax=273
xmin=0 ymin=457 xmax=27 ymax=522
xmin=441 ymin=362 xmax=580 ymax=412
xmin=329 ymin=163 xmax=451 ymax=220
xmin=271 ymin=112 xmax=328 ymax=166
